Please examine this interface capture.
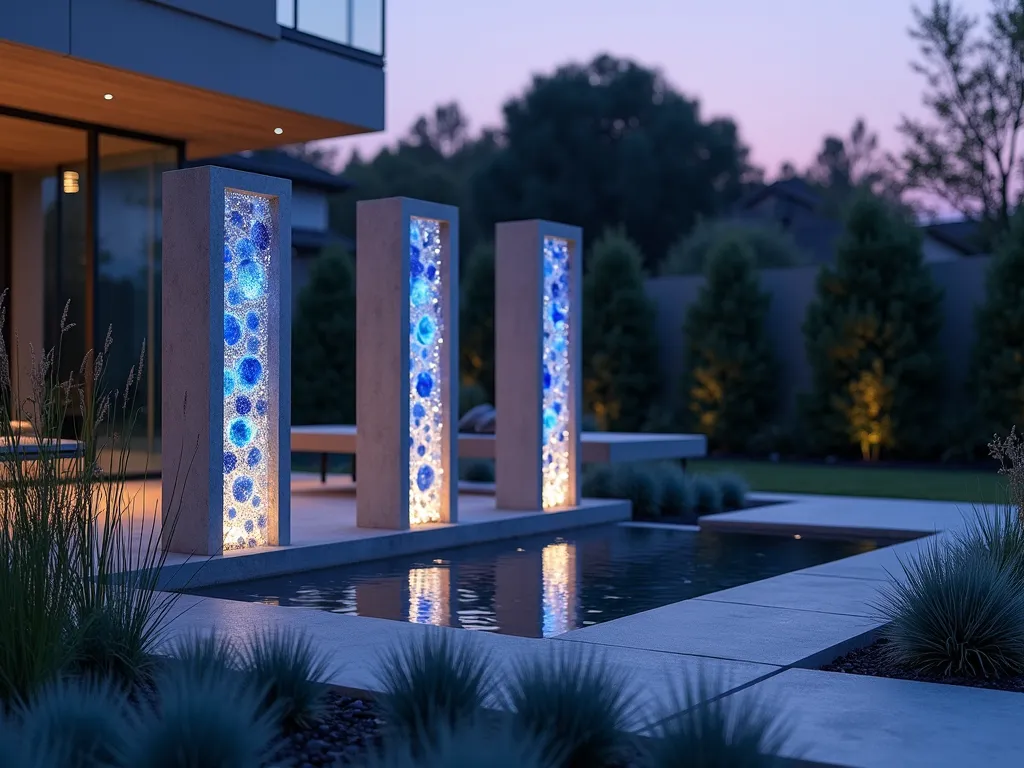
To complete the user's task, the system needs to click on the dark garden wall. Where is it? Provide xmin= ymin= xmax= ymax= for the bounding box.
xmin=646 ymin=256 xmax=992 ymax=420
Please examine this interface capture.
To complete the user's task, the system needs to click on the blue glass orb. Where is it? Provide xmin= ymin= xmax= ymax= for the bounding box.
xmin=551 ymin=281 xmax=560 ymax=298
xmin=241 ymin=199 xmax=253 ymax=214
xmin=544 ymin=260 xmax=553 ymax=277
xmin=224 ymin=452 xmax=237 ymax=472
xmin=257 ymin=515 xmax=267 ymax=528
xmin=255 ymin=399 xmax=268 ymax=416
xmin=237 ymin=260 xmax=265 ymax=300
xmin=248 ymin=538 xmax=257 ymax=548
xmin=237 ymin=357 xmax=262 ymax=389
xmin=228 ymin=288 xmax=243 ymax=306
xmin=224 ymin=245 xmax=232 ymax=263
xmin=225 ymin=268 xmax=233 ymax=284
xmin=551 ymin=306 xmax=565 ymax=324
xmin=412 ymin=403 xmax=426 ymax=420
xmin=247 ymin=447 xmax=262 ymax=467
xmin=416 ymin=465 xmax=435 ymax=492
xmin=235 ymin=396 xmax=252 ymax=415
xmin=553 ymin=402 xmax=562 ymax=415
xmin=410 ymin=277 xmax=431 ymax=306
xmin=224 ymin=370 xmax=236 ymax=397
xmin=415 ymin=316 xmax=435 ymax=346
xmin=232 ymin=476 xmax=253 ymax=502
xmin=230 ymin=211 xmax=244 ymax=228
xmin=244 ymin=519 xmax=254 ymax=534
xmin=426 ymin=264 xmax=436 ymax=281
xmin=553 ymin=337 xmax=567 ymax=354
xmin=246 ymin=337 xmax=260 ymax=354
xmin=224 ymin=315 xmax=242 ymax=346
xmin=228 ymin=507 xmax=237 ymax=520
xmin=251 ymin=220 xmax=271 ymax=251
xmin=543 ymin=368 xmax=552 ymax=390
xmin=409 ymin=254 xmax=423 ymax=278
xmin=246 ymin=311 xmax=260 ymax=331
xmin=417 ymin=444 xmax=426 ymax=457
xmin=229 ymin=418 xmax=254 ymax=447
xmin=253 ymin=496 xmax=261 ymax=508
xmin=237 ymin=536 xmax=245 ymax=547
xmin=543 ymin=408 xmax=558 ymax=434
xmin=415 ymin=373 xmax=433 ymax=398
xmin=235 ymin=238 xmax=256 ymax=262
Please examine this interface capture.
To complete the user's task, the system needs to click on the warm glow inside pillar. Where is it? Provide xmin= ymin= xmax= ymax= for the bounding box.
xmin=495 ymin=220 xmax=582 ymax=511
xmin=356 ymin=197 xmax=459 ymax=529
xmin=161 ymin=166 xmax=291 ymax=555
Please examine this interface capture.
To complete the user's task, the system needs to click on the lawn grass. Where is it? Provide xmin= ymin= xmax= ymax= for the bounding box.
xmin=692 ymin=458 xmax=1009 ymax=504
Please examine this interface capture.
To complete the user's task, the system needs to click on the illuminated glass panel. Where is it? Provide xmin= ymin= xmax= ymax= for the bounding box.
xmin=408 ymin=567 xmax=449 ymax=626
xmin=542 ymin=236 xmax=572 ymax=509
xmin=541 ymin=541 xmax=576 ymax=637
xmin=222 ymin=190 xmax=273 ymax=550
xmin=408 ymin=217 xmax=445 ymax=526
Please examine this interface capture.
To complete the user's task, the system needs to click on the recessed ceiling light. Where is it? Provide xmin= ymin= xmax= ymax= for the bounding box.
xmin=103 ymin=93 xmax=113 ymax=100
xmin=273 ymin=127 xmax=284 ymax=135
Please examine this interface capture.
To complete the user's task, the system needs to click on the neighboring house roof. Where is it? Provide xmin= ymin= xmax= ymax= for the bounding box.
xmin=922 ymin=220 xmax=984 ymax=256
xmin=191 ymin=149 xmax=352 ymax=193
xmin=734 ymin=177 xmax=822 ymax=212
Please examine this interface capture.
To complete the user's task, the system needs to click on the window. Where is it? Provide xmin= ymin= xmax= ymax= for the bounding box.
xmin=277 ymin=0 xmax=384 ymax=56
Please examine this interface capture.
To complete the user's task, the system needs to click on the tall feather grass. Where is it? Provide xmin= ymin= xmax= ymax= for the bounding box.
xmin=0 ymin=295 xmax=194 ymax=708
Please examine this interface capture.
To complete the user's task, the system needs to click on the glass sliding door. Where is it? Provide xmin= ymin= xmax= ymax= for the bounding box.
xmin=97 ymin=135 xmax=177 ymax=475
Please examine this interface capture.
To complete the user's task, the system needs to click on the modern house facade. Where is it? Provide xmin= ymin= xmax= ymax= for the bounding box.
xmin=0 ymin=0 xmax=384 ymax=472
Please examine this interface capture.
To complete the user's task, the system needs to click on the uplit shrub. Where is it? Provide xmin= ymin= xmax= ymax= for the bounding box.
xmin=643 ymin=673 xmax=793 ymax=768
xmin=121 ymin=666 xmax=279 ymax=768
xmin=581 ymin=465 xmax=615 ymax=499
xmin=691 ymin=475 xmax=724 ymax=516
xmin=376 ymin=630 xmax=494 ymax=750
xmin=360 ymin=719 xmax=553 ymax=768
xmin=717 ymin=473 xmax=749 ymax=511
xmin=877 ymin=538 xmax=1024 ymax=677
xmin=612 ymin=464 xmax=663 ymax=519
xmin=506 ymin=646 xmax=637 ymax=768
xmin=241 ymin=626 xmax=331 ymax=731
xmin=461 ymin=460 xmax=495 ymax=483
xmin=656 ymin=464 xmax=695 ymax=519
xmin=19 ymin=677 xmax=127 ymax=768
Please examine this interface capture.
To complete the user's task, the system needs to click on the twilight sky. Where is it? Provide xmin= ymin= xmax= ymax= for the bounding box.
xmin=331 ymin=0 xmax=992 ymax=176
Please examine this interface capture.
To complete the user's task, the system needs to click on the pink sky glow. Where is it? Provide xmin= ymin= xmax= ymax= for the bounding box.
xmin=324 ymin=0 xmax=992 ymax=184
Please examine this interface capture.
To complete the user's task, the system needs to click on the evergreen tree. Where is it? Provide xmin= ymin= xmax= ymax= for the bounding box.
xmin=802 ymin=195 xmax=943 ymax=460
xmin=291 ymin=245 xmax=356 ymax=425
xmin=582 ymin=229 xmax=661 ymax=431
xmin=459 ymin=242 xmax=495 ymax=401
xmin=973 ymin=209 xmax=1024 ymax=432
xmin=682 ymin=236 xmax=777 ymax=452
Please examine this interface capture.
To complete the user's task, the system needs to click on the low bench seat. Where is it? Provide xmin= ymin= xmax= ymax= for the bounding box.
xmin=291 ymin=425 xmax=708 ymax=483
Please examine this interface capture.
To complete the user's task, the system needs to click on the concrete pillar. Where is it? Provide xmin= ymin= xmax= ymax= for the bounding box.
xmin=495 ymin=221 xmax=582 ymax=510
xmin=161 ymin=166 xmax=291 ymax=555
xmin=356 ymin=197 xmax=459 ymax=529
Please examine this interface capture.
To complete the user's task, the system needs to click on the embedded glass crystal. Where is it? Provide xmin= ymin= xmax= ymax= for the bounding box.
xmin=542 ymin=236 xmax=572 ymax=509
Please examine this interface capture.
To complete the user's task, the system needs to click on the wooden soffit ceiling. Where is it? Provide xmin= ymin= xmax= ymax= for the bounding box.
xmin=0 ymin=41 xmax=362 ymax=159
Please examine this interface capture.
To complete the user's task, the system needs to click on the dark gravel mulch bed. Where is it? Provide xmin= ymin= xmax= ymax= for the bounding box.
xmin=822 ymin=638 xmax=1024 ymax=694
xmin=275 ymin=692 xmax=382 ymax=767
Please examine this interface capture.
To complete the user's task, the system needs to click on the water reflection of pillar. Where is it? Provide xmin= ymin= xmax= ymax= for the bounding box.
xmin=355 ymin=577 xmax=406 ymax=622
xmin=495 ymin=550 xmax=543 ymax=637
xmin=542 ymin=542 xmax=578 ymax=637
xmin=408 ymin=565 xmax=455 ymax=627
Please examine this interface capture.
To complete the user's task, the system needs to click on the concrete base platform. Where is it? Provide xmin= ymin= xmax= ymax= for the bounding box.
xmin=155 ymin=476 xmax=630 ymax=589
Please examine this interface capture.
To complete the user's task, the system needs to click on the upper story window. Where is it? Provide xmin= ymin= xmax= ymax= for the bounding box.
xmin=277 ymin=0 xmax=384 ymax=57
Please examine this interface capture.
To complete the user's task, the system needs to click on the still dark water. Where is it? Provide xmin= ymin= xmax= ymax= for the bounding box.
xmin=193 ymin=525 xmax=879 ymax=638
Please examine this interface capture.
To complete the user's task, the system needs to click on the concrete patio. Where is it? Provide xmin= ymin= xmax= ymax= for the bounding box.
xmin=157 ymin=492 xmax=1016 ymax=767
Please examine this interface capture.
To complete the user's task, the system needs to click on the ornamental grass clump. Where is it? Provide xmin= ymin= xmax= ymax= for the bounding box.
xmin=18 ymin=677 xmax=127 ymax=768
xmin=0 ymin=296 xmax=192 ymax=709
xmin=716 ymin=473 xmax=749 ymax=511
xmin=376 ymin=629 xmax=494 ymax=750
xmin=690 ymin=475 xmax=723 ymax=516
xmin=642 ymin=673 xmax=793 ymax=768
xmin=241 ymin=626 xmax=332 ymax=731
xmin=120 ymin=665 xmax=279 ymax=768
xmin=656 ymin=463 xmax=693 ymax=518
xmin=167 ymin=630 xmax=242 ymax=679
xmin=359 ymin=719 xmax=554 ymax=768
xmin=506 ymin=645 xmax=638 ymax=768
xmin=955 ymin=504 xmax=1024 ymax=587
xmin=876 ymin=537 xmax=1024 ymax=678
xmin=612 ymin=463 xmax=663 ymax=518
